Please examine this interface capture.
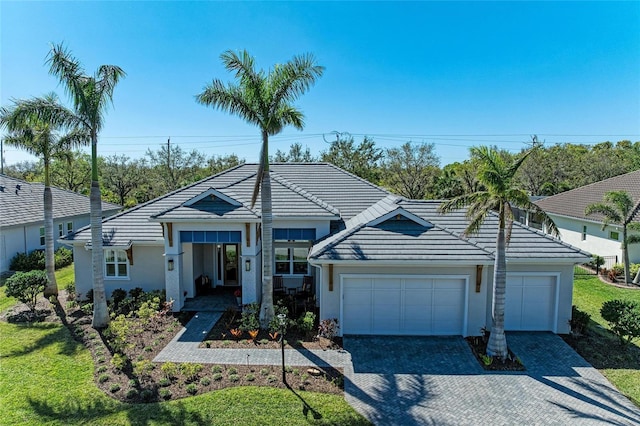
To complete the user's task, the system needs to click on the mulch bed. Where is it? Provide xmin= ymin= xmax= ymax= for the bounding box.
xmin=1 ymin=292 xmax=344 ymax=403
xmin=201 ymin=309 xmax=343 ymax=350
xmin=465 ymin=335 xmax=526 ymax=371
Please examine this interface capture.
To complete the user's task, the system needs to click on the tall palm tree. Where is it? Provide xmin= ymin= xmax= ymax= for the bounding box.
xmin=585 ymin=191 xmax=640 ymax=284
xmin=47 ymin=43 xmax=126 ymax=328
xmin=0 ymin=93 xmax=87 ymax=297
xmin=438 ymin=146 xmax=559 ymax=359
xmin=197 ymin=50 xmax=323 ymax=325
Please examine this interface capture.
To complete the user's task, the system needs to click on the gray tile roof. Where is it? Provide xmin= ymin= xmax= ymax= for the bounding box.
xmin=310 ymin=198 xmax=590 ymax=263
xmin=535 ymin=170 xmax=640 ymax=223
xmin=65 ymin=163 xmax=390 ymax=246
xmin=0 ymin=174 xmax=121 ymax=227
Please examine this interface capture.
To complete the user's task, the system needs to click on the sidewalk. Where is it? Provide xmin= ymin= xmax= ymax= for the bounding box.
xmin=153 ymin=311 xmax=351 ymax=368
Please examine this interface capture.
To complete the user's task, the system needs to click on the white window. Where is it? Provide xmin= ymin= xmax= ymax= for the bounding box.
xmin=581 ymin=225 xmax=587 ymax=241
xmin=610 ymin=231 xmax=620 ymax=241
xmin=105 ymin=249 xmax=129 ymax=279
xmin=66 ymin=222 xmax=73 ymax=234
xmin=39 ymin=227 xmax=45 ymax=246
xmin=58 ymin=223 xmax=64 ymax=237
xmin=274 ymin=246 xmax=309 ymax=275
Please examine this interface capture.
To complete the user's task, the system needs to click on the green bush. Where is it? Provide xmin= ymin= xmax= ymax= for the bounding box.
xmin=298 ymin=311 xmax=316 ymax=339
xmin=180 ymin=363 xmax=203 ymax=382
xmin=185 ymin=383 xmax=198 ymax=395
xmin=611 ymin=264 xmax=625 ymax=278
xmin=239 ymin=303 xmax=260 ymax=332
xmin=159 ymin=388 xmax=172 ymax=400
xmin=601 ymin=299 xmax=640 ymax=346
xmin=54 ymin=247 xmax=73 ymax=269
xmin=4 ymin=270 xmax=47 ymax=311
xmin=109 ymin=383 xmax=121 ymax=393
xmin=569 ymin=305 xmax=591 ymax=335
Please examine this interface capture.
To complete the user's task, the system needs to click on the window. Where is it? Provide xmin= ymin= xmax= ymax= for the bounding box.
xmin=39 ymin=227 xmax=45 ymax=246
xmin=610 ymin=231 xmax=620 ymax=241
xmin=581 ymin=225 xmax=587 ymax=241
xmin=105 ymin=249 xmax=129 ymax=278
xmin=66 ymin=222 xmax=73 ymax=234
xmin=275 ymin=247 xmax=309 ymax=275
xmin=58 ymin=224 xmax=64 ymax=237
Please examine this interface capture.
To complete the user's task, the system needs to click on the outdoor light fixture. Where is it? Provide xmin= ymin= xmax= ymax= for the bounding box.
xmin=278 ymin=313 xmax=287 ymax=385
xmin=167 ymin=258 xmax=174 ymax=271
xmin=245 ymin=259 xmax=251 ymax=272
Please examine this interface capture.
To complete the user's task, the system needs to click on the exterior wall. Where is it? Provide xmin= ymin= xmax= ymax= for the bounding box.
xmin=74 ymin=244 xmax=165 ymax=300
xmin=484 ymin=263 xmax=574 ymax=334
xmin=1 ymin=227 xmax=26 ymax=273
xmin=319 ymin=264 xmax=484 ymax=337
xmin=551 ymin=214 xmax=640 ymax=263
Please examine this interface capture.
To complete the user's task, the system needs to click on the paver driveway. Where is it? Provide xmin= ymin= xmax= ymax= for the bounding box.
xmin=344 ymin=332 xmax=640 ymax=425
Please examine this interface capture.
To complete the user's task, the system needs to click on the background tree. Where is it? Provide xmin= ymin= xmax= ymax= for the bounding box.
xmin=585 ymin=191 xmax=640 ymax=284
xmin=197 ymin=50 xmax=323 ymax=325
xmin=0 ymin=93 xmax=87 ymax=296
xmin=2 ymin=160 xmax=41 ymax=181
xmin=50 ymin=150 xmax=91 ymax=194
xmin=102 ymin=154 xmax=143 ymax=207
xmin=381 ymin=141 xmax=439 ymax=199
xmin=320 ymin=135 xmax=382 ymax=183
xmin=272 ymin=142 xmax=316 ymax=163
xmin=439 ymin=146 xmax=558 ymax=359
xmin=208 ymin=153 xmax=245 ymax=175
xmin=145 ymin=142 xmax=207 ymax=195
xmin=48 ymin=42 xmax=126 ymax=328
xmin=434 ymin=160 xmax=484 ymax=199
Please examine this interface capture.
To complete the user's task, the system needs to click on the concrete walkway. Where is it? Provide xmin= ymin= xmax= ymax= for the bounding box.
xmin=153 ymin=311 xmax=350 ymax=367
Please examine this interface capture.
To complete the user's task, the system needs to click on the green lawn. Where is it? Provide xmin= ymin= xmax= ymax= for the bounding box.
xmin=0 ymin=267 xmax=368 ymax=426
xmin=572 ymin=275 xmax=640 ymax=406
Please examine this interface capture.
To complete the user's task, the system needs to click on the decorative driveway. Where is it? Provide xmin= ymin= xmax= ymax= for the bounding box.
xmin=344 ymin=333 xmax=640 ymax=425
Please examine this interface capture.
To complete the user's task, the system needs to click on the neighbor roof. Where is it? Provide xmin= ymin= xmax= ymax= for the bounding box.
xmin=535 ymin=170 xmax=640 ymax=223
xmin=0 ymin=174 xmax=121 ymax=228
xmin=65 ymin=163 xmax=390 ymax=246
xmin=310 ymin=198 xmax=590 ymax=264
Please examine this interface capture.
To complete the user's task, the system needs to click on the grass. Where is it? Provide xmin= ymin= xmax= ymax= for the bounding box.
xmin=572 ymin=275 xmax=640 ymax=406
xmin=0 ymin=267 xmax=368 ymax=426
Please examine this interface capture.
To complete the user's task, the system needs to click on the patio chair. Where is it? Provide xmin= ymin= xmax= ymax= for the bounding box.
xmin=273 ymin=275 xmax=285 ymax=296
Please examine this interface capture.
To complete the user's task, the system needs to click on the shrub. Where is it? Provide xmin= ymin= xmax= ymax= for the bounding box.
xmin=601 ymin=299 xmax=640 ymax=346
xmin=125 ymin=388 xmax=139 ymax=399
xmin=9 ymin=249 xmax=45 ymax=271
xmin=200 ymin=376 xmax=211 ymax=386
xmin=611 ymin=264 xmax=625 ymax=279
xmin=109 ymin=383 xmax=121 ymax=393
xmin=104 ymin=315 xmax=131 ymax=354
xmin=140 ymin=388 xmax=155 ymax=401
xmin=97 ymin=365 xmax=108 ymax=374
xmin=54 ymin=247 xmax=73 ymax=269
xmin=109 ymin=288 xmax=128 ymax=314
xmin=587 ymin=255 xmax=605 ymax=271
xmin=318 ymin=318 xmax=339 ymax=341
xmin=227 ymin=367 xmax=238 ymax=375
xmin=161 ymin=362 xmax=178 ymax=379
xmin=159 ymin=388 xmax=172 ymax=400
xmin=64 ymin=282 xmax=76 ymax=300
xmin=4 ymin=270 xmax=47 ymax=311
xmin=185 ymin=383 xmax=198 ymax=395
xmin=180 ymin=363 xmax=203 ymax=382
xmin=245 ymin=373 xmax=255 ymax=382
xmin=569 ymin=305 xmax=591 ymax=335
xmin=228 ymin=374 xmax=239 ymax=383
xmin=211 ymin=365 xmax=223 ymax=374
xmin=212 ymin=373 xmax=223 ymax=381
xmin=98 ymin=374 xmax=109 ymax=383
xmin=239 ymin=303 xmax=260 ymax=332
xmin=158 ymin=377 xmax=171 ymax=387
xmin=269 ymin=300 xmax=291 ymax=334
xmin=298 ymin=311 xmax=316 ymax=340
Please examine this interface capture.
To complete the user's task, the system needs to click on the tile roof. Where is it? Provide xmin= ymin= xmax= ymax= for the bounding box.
xmin=535 ymin=170 xmax=640 ymax=223
xmin=310 ymin=199 xmax=590 ymax=263
xmin=0 ymin=174 xmax=121 ymax=227
xmin=65 ymin=163 xmax=390 ymax=246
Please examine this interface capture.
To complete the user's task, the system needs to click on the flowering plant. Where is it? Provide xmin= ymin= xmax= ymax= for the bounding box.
xmin=234 ymin=289 xmax=242 ymax=297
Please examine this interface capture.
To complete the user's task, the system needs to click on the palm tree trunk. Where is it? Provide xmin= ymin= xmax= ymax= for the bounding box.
xmin=487 ymin=217 xmax=508 ymax=359
xmin=622 ymin=226 xmax=631 ymax=284
xmin=90 ymin=138 xmax=109 ymax=328
xmin=259 ymin=132 xmax=275 ymax=327
xmin=43 ymin=168 xmax=58 ymax=297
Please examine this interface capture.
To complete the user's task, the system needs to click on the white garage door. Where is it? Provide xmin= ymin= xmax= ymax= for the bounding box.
xmin=505 ymin=274 xmax=557 ymax=331
xmin=341 ymin=275 xmax=467 ymax=335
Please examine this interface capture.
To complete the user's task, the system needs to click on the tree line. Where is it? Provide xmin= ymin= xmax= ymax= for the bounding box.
xmin=5 ymin=136 xmax=639 ymax=207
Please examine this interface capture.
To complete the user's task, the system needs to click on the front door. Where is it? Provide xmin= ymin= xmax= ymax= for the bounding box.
xmin=223 ymin=244 xmax=238 ymax=286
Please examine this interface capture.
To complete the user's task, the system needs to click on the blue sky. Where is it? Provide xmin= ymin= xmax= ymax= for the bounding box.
xmin=2 ymin=1 xmax=639 ymax=167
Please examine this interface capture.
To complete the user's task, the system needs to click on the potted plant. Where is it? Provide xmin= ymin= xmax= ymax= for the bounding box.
xmin=234 ymin=288 xmax=242 ymax=306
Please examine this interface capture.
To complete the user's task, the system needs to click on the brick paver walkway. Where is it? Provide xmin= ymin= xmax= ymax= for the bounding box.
xmin=155 ymin=314 xmax=640 ymax=425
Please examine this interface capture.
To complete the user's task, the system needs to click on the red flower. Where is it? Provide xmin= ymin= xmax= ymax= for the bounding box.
xmin=234 ymin=289 xmax=242 ymax=297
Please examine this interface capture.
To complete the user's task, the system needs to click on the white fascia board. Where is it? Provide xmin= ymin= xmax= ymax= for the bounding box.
xmin=183 ymin=187 xmax=241 ymax=207
xmin=506 ymin=257 xmax=591 ymax=265
xmin=272 ymin=215 xmax=339 ymax=221
xmin=148 ymin=217 xmax=261 ymax=224
xmin=367 ymin=207 xmax=432 ymax=228
xmin=308 ymin=259 xmax=494 ymax=267
xmin=547 ymin=212 xmax=610 ymax=227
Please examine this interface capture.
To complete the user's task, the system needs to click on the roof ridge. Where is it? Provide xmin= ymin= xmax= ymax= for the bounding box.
xmin=269 ymin=171 xmax=341 ymax=216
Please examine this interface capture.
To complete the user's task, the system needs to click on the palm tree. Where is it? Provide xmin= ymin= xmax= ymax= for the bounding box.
xmin=47 ymin=43 xmax=126 ymax=328
xmin=196 ymin=50 xmax=323 ymax=325
xmin=585 ymin=191 xmax=640 ymax=284
xmin=0 ymin=93 xmax=87 ymax=297
xmin=438 ymin=146 xmax=559 ymax=359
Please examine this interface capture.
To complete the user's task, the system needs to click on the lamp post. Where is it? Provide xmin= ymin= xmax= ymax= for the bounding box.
xmin=278 ymin=313 xmax=287 ymax=385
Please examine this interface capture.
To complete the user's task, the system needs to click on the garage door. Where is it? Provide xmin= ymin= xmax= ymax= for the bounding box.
xmin=341 ymin=275 xmax=467 ymax=335
xmin=505 ymin=274 xmax=557 ymax=331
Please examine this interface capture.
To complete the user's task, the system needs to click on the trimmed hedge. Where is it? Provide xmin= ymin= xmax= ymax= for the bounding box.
xmin=9 ymin=247 xmax=73 ymax=272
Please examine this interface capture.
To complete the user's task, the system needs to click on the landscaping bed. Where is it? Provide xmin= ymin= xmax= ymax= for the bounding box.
xmin=465 ymin=334 xmax=525 ymax=371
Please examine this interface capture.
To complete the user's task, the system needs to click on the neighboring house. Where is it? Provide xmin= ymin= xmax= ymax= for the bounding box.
xmin=0 ymin=174 xmax=121 ymax=274
xmin=535 ymin=170 xmax=640 ymax=265
xmin=64 ymin=163 xmax=588 ymax=336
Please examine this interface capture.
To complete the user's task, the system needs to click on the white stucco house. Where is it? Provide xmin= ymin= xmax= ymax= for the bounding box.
xmin=535 ymin=170 xmax=640 ymax=266
xmin=64 ymin=163 xmax=589 ymax=336
xmin=0 ymin=174 xmax=121 ymax=274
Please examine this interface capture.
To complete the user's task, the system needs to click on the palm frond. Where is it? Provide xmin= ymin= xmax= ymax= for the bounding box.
xmin=196 ymin=80 xmax=263 ymax=127
xmin=268 ymin=53 xmax=324 ymax=108
xmin=585 ymin=203 xmax=622 ymax=228
xmin=274 ymin=105 xmax=304 ymax=133
xmin=46 ymin=43 xmax=89 ymax=114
